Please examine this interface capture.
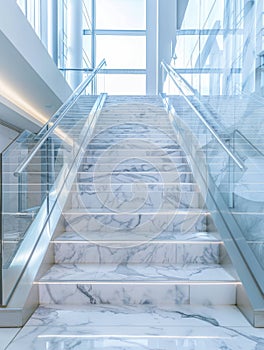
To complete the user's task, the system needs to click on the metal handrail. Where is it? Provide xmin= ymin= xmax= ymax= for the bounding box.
xmin=14 ymin=59 xmax=106 ymax=176
xmin=161 ymin=61 xmax=245 ymax=170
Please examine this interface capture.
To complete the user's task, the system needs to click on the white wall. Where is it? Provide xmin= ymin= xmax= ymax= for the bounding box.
xmin=0 ymin=0 xmax=72 ymax=132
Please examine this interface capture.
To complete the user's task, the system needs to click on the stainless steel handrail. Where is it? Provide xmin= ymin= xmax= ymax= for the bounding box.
xmin=14 ymin=58 xmax=106 ymax=176
xmin=161 ymin=61 xmax=245 ymax=170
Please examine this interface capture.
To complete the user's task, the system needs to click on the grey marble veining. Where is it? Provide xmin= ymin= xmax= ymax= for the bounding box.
xmin=39 ymin=263 xmax=236 ymax=283
xmin=82 ymin=154 xmax=188 ymax=164
xmin=38 ymin=262 xmax=237 ymax=306
xmin=71 ymin=189 xmax=203 ymax=211
xmin=21 ymin=96 xmax=246 ymax=349
xmin=77 ymin=182 xmax=198 ymax=193
xmin=84 ymin=148 xmax=185 ymax=158
xmin=54 ymin=240 xmax=220 ymax=264
xmin=77 ymin=171 xmax=194 ymax=184
xmin=63 ymin=209 xmax=207 ymax=234
xmin=79 ymin=161 xmax=190 ymax=173
xmin=7 ymin=304 xmax=264 ymax=349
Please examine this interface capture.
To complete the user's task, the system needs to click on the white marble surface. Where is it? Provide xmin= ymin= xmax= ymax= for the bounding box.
xmin=5 ymin=305 xmax=264 ymax=349
xmin=54 ymin=238 xmax=220 ymax=264
xmin=0 ymin=328 xmax=20 ymax=350
xmin=38 ymin=263 xmax=237 ymax=306
xmin=72 ymin=188 xmax=203 ymax=210
xmin=54 ymin=230 xmax=220 ymax=242
xmin=77 ymin=170 xmax=194 ymax=184
xmin=63 ymin=209 xmax=207 ymax=236
xmin=40 ymin=263 xmax=234 ymax=282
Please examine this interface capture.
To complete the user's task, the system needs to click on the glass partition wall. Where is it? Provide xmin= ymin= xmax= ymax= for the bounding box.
xmin=163 ymin=0 xmax=264 ymax=290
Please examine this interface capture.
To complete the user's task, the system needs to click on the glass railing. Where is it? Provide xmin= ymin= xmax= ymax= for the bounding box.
xmin=0 ymin=59 xmax=106 ymax=305
xmin=161 ymin=61 xmax=264 ymax=294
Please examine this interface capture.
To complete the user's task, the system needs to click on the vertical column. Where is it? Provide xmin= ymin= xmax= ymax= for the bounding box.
xmin=242 ymin=0 xmax=256 ymax=92
xmin=157 ymin=0 xmax=177 ymax=93
xmin=91 ymin=0 xmax=96 ymax=94
xmin=67 ymin=0 xmax=83 ymax=89
xmin=146 ymin=0 xmax=158 ymax=95
xmin=222 ymin=0 xmax=231 ymax=94
xmin=47 ymin=0 xmax=58 ymax=65
xmin=40 ymin=0 xmax=48 ymax=50
xmin=255 ymin=0 xmax=263 ymax=93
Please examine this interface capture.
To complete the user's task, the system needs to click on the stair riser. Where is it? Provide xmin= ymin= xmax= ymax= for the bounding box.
xmin=54 ymin=242 xmax=220 ymax=264
xmin=77 ymin=183 xmax=198 ymax=192
xmin=94 ymin=127 xmax=174 ymax=134
xmin=64 ymin=212 xmax=207 ymax=233
xmin=90 ymin=135 xmax=177 ymax=141
xmin=92 ymin=131 xmax=177 ymax=138
xmin=71 ymin=191 xmax=203 ymax=210
xmin=78 ymin=163 xmax=190 ymax=173
xmin=86 ymin=144 xmax=181 ymax=151
xmin=39 ymin=283 xmax=236 ymax=306
xmin=84 ymin=149 xmax=185 ymax=157
xmin=77 ymin=172 xmax=194 ymax=184
xmin=81 ymin=156 xmax=188 ymax=164
xmin=94 ymin=119 xmax=172 ymax=123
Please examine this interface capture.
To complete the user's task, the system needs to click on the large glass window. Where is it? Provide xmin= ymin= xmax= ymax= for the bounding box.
xmin=96 ymin=36 xmax=146 ymax=69
xmin=97 ymin=74 xmax=146 ymax=95
xmin=17 ymin=0 xmax=41 ymax=38
xmin=93 ymin=0 xmax=146 ymax=94
xmin=96 ymin=0 xmax=146 ymax=30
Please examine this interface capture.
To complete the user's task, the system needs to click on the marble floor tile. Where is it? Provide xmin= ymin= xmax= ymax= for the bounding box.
xmin=5 ymin=305 xmax=264 ymax=350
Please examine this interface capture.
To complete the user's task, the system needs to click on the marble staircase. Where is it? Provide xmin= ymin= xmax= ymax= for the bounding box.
xmin=37 ymin=96 xmax=239 ymax=307
xmin=12 ymin=95 xmax=264 ymax=349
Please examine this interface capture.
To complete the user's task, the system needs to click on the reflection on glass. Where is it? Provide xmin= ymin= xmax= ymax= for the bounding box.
xmin=166 ymin=0 xmax=264 ymax=288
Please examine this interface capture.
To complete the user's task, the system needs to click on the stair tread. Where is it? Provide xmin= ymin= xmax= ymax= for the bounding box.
xmin=54 ymin=231 xmax=221 ymax=243
xmin=28 ymin=304 xmax=250 ymax=328
xmin=64 ymin=207 xmax=207 ymax=213
xmin=39 ymin=263 xmax=237 ymax=283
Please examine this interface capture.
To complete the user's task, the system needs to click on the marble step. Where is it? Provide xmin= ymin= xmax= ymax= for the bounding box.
xmin=93 ymin=126 xmax=174 ymax=133
xmin=77 ymin=182 xmax=199 ymax=193
xmin=57 ymin=230 xmax=217 ymax=242
xmin=85 ymin=144 xmax=182 ymax=151
xmin=63 ymin=208 xmax=208 ymax=233
xmin=38 ymin=263 xmax=238 ymax=306
xmin=77 ymin=171 xmax=194 ymax=184
xmin=94 ymin=123 xmax=173 ymax=128
xmin=70 ymin=189 xmax=204 ymax=210
xmin=96 ymin=117 xmax=170 ymax=120
xmin=87 ymin=140 xmax=179 ymax=148
xmin=89 ymin=136 xmax=178 ymax=143
xmin=82 ymin=155 xmax=188 ymax=164
xmin=91 ymin=130 xmax=176 ymax=136
xmin=9 ymin=304 xmax=258 ymax=350
xmin=53 ymin=231 xmax=221 ymax=264
xmin=78 ymin=161 xmax=190 ymax=173
xmin=93 ymin=124 xmax=173 ymax=131
xmin=84 ymin=148 xmax=185 ymax=157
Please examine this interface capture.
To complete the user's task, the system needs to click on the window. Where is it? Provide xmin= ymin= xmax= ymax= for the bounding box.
xmin=96 ymin=36 xmax=146 ymax=69
xmin=96 ymin=0 xmax=146 ymax=30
